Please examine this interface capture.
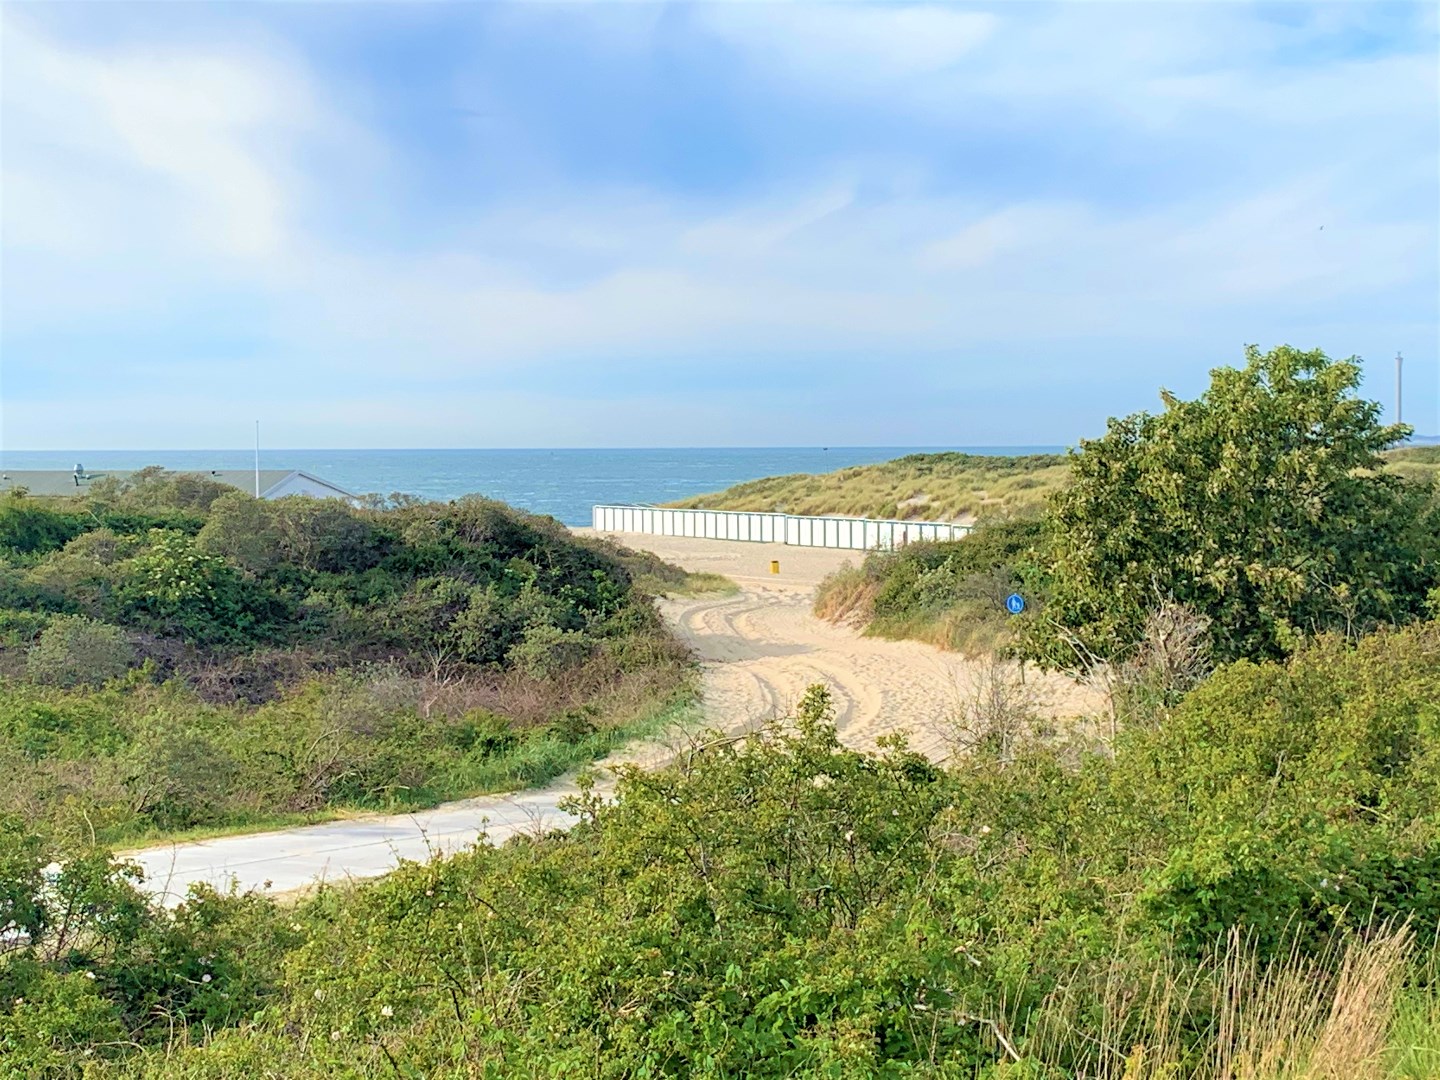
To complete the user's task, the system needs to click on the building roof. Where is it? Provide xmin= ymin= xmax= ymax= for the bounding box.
xmin=0 ymin=469 xmax=356 ymax=501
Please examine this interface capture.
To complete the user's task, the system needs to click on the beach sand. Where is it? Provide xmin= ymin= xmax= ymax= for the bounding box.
xmin=583 ymin=530 xmax=1106 ymax=762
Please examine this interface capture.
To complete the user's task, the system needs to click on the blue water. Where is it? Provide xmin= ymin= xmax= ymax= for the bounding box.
xmin=1 ymin=447 xmax=1064 ymax=526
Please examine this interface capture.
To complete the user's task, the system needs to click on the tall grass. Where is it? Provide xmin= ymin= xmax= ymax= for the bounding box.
xmin=669 ymin=452 xmax=1072 ymax=521
xmin=1003 ymin=924 xmax=1436 ymax=1079
xmin=1384 ymin=446 xmax=1440 ymax=488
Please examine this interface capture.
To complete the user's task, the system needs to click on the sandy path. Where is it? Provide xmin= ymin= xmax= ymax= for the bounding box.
xmin=131 ymin=532 xmax=1100 ymax=905
xmin=601 ymin=533 xmax=1100 ymax=762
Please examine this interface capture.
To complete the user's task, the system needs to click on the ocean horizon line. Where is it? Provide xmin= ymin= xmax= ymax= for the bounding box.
xmin=2 ymin=444 xmax=1070 ymax=455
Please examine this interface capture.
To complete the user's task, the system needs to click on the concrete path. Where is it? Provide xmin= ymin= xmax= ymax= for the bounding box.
xmin=131 ymin=784 xmax=584 ymax=906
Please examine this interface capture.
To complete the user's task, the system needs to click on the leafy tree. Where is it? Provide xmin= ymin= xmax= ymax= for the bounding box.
xmin=25 ymin=616 xmax=134 ymax=688
xmin=1032 ymin=345 xmax=1437 ymax=664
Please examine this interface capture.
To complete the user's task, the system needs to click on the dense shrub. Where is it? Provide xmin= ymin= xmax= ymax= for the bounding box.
xmin=195 ymin=491 xmax=284 ymax=574
xmin=0 ymin=496 xmax=85 ymax=556
xmin=0 ymin=478 xmax=697 ymax=843
xmin=111 ymin=531 xmax=282 ymax=645
xmin=25 ymin=616 xmax=134 ymax=688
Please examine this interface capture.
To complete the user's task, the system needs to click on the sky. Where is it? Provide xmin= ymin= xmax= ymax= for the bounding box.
xmin=2 ymin=0 xmax=1437 ymax=449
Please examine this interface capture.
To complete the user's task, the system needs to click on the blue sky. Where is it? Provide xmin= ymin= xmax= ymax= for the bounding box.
xmin=2 ymin=1 xmax=1436 ymax=448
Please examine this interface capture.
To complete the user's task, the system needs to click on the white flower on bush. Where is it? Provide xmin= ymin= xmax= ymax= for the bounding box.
xmin=201 ymin=974 xmax=212 ymax=984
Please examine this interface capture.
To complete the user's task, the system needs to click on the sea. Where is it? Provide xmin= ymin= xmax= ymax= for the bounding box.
xmin=2 ymin=447 xmax=1065 ymax=527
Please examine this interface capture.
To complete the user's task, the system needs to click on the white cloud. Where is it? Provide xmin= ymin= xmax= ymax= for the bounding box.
xmin=2 ymin=3 xmax=1435 ymax=446
xmin=0 ymin=14 xmax=322 ymax=262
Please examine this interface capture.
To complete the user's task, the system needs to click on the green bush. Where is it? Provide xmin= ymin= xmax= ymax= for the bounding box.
xmin=5 ymin=623 xmax=1440 ymax=1075
xmin=195 ymin=491 xmax=283 ymax=574
xmin=0 ymin=496 xmax=85 ymax=556
xmin=25 ymin=616 xmax=134 ymax=688
xmin=111 ymin=531 xmax=280 ymax=645
xmin=0 ymin=609 xmax=50 ymax=647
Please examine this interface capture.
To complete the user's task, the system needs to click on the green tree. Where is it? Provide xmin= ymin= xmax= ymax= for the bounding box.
xmin=1032 ymin=345 xmax=1437 ymax=665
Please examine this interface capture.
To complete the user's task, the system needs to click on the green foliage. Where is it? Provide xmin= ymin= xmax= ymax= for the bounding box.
xmin=3 ymin=622 xmax=1440 ymax=1075
xmin=0 ymin=665 xmax=693 ymax=844
xmin=815 ymin=517 xmax=1046 ymax=653
xmin=195 ymin=491 xmax=284 ymax=574
xmin=1123 ymin=625 xmax=1440 ymax=954
xmin=0 ymin=609 xmax=50 ymax=647
xmin=1033 ymin=345 xmax=1438 ymax=665
xmin=0 ymin=495 xmax=84 ymax=556
xmin=25 ymin=615 xmax=135 ymax=688
xmin=111 ymin=530 xmax=279 ymax=645
xmin=86 ymin=466 xmax=232 ymax=515
xmin=271 ymin=496 xmax=385 ymax=573
xmin=0 ymin=482 xmax=700 ymax=845
xmin=0 ymin=819 xmax=300 ymax=1073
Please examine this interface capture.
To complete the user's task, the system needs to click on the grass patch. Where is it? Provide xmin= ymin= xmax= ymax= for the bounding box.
xmin=814 ymin=518 xmax=1041 ymax=655
xmin=635 ymin=571 xmax=739 ymax=598
xmin=669 ymin=451 xmax=1071 ymax=521
xmin=1385 ymin=445 xmax=1440 ymax=487
xmin=107 ymin=688 xmax=700 ymax=851
xmin=429 ymin=690 xmax=699 ymax=795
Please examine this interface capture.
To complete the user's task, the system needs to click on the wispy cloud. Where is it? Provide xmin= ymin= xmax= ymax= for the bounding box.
xmin=2 ymin=2 xmax=1435 ymax=447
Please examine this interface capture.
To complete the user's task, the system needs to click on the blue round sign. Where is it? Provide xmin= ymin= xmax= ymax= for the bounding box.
xmin=1005 ymin=593 xmax=1026 ymax=615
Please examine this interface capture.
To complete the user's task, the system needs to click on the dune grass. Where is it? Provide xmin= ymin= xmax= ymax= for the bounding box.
xmin=1384 ymin=445 xmax=1440 ymax=487
xmin=669 ymin=452 xmax=1072 ymax=521
xmin=673 ymin=446 xmax=1437 ymax=524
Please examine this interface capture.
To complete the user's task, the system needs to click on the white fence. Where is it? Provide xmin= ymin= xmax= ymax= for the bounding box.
xmin=591 ymin=505 xmax=971 ymax=551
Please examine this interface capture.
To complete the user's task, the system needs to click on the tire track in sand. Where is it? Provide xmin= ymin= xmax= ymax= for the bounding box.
xmin=608 ymin=535 xmax=1106 ymax=761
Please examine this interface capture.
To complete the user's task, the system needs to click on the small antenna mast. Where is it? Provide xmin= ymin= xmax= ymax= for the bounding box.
xmin=1395 ymin=352 xmax=1403 ymax=428
xmin=254 ymin=420 xmax=261 ymax=497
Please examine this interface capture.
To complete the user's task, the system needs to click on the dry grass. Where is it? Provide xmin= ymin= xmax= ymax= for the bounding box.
xmin=1383 ymin=446 xmax=1440 ymax=487
xmin=668 ymin=452 xmax=1072 ymax=522
xmin=812 ymin=562 xmax=878 ymax=624
xmin=1015 ymin=923 xmax=1425 ymax=1079
xmin=672 ymin=447 xmax=1436 ymax=525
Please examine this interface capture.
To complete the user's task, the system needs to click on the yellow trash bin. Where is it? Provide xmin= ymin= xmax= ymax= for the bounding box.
xmin=770 ymin=560 xmax=780 ymax=575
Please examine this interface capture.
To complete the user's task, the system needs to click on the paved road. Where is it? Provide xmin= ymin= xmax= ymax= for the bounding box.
xmin=131 ymin=784 xmax=585 ymax=906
